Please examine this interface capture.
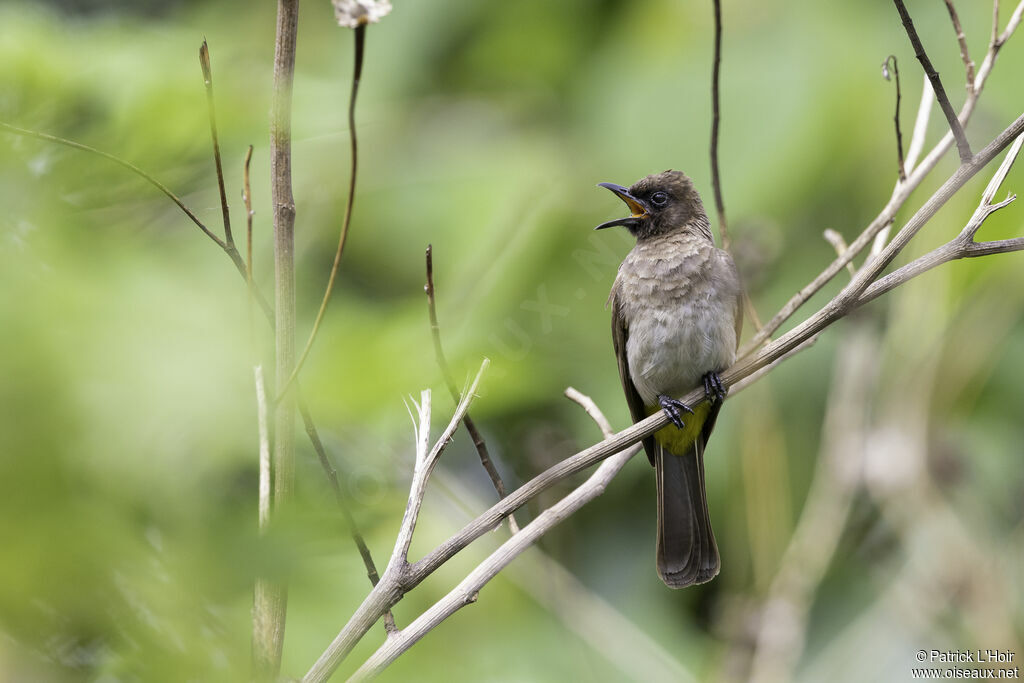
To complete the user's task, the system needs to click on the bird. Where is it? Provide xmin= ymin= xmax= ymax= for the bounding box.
xmin=596 ymin=170 xmax=742 ymax=588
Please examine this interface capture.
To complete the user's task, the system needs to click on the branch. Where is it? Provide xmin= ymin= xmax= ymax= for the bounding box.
xmin=422 ymin=115 xmax=1024 ymax=599
xmin=393 ymin=363 xmax=488 ymax=568
xmin=738 ymin=6 xmax=1023 ymax=358
xmin=943 ymin=0 xmax=976 ymax=92
xmin=836 ymin=117 xmax=1024 ymax=308
xmin=822 ymin=229 xmax=857 ymax=277
xmin=425 ymin=245 xmax=519 ymax=533
xmin=709 ymin=0 xmax=729 ymax=249
xmin=302 ymin=361 xmax=488 ymax=682
xmin=977 ymin=2 xmax=1024 ymax=88
xmin=302 ymin=108 xmax=1024 ymax=675
xmin=881 ymin=55 xmax=906 ymax=182
xmin=280 ymin=24 xmax=367 ymax=399
xmin=708 ymin=0 xmax=763 ymax=332
xmin=893 ymin=0 xmax=972 ymax=162
xmin=345 ymin=389 xmax=642 ymax=681
xmin=4 ymin=110 xmax=392 ymax=645
xmin=993 ymin=0 xmax=1001 ymax=46
xmin=243 ymin=145 xmax=255 ymax=285
xmin=904 ymin=75 xmax=934 ymax=175
xmin=1 ymin=37 xmax=394 ymax=666
xmin=253 ymin=0 xmax=300 ymax=678
xmin=0 ymin=122 xmax=230 ymax=247
xmin=199 ymin=40 xmax=235 ymax=249
xmin=0 ymin=120 xmax=274 ymax=321
xmin=255 ymin=365 xmax=272 ymax=532
xmin=859 ymin=132 xmax=1023 ymax=306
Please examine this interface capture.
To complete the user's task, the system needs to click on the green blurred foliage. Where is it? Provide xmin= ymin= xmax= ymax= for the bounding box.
xmin=1 ymin=0 xmax=1022 ymax=681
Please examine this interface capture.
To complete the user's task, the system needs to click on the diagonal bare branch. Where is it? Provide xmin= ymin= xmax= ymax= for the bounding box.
xmin=346 ymin=389 xmax=642 ymax=681
xmin=302 ymin=110 xmax=1024 ymax=675
xmin=425 ymin=245 xmax=519 ymax=533
xmin=893 ymin=0 xmax=972 ymax=162
xmin=943 ymin=0 xmax=976 ymax=92
xmin=738 ymin=5 xmax=1023 ymax=358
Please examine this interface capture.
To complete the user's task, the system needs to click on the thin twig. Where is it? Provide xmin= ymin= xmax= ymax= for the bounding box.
xmin=302 ymin=114 xmax=1022 ymax=675
xmin=296 ymin=393 xmax=397 ymax=635
xmin=994 ymin=0 xmax=1001 ymax=45
xmin=893 ymin=0 xmax=973 ymax=162
xmin=394 ymin=362 xmax=489 ymax=566
xmin=737 ymin=6 xmax=1023 ymax=358
xmin=823 ymin=230 xmax=857 ymax=277
xmin=1 ymin=81 xmax=392 ymax=652
xmin=730 ymin=335 xmax=819 ymax=395
xmin=980 ymin=1 xmax=1024 ymax=79
xmin=0 ymin=122 xmax=228 ymax=250
xmin=199 ymin=40 xmax=235 ymax=248
xmin=241 ymin=145 xmax=253 ymax=284
xmin=280 ymin=24 xmax=367 ymax=399
xmin=255 ymin=365 xmax=271 ymax=532
xmin=410 ymin=111 xmax=1024 ymax=606
xmin=709 ymin=0 xmax=729 ymax=249
xmin=904 ymin=75 xmax=934 ymax=175
xmin=303 ymin=110 xmax=1024 ymax=677
xmin=0 ymin=122 xmax=271 ymax=318
xmin=943 ymin=0 xmax=976 ymax=92
xmin=978 ymin=131 xmax=1024 ymax=208
xmin=564 ymin=387 xmax=615 ymax=438
xmin=303 ymin=362 xmax=489 ymax=682
xmin=860 ymin=132 xmax=1023 ymax=305
xmin=425 ymin=245 xmax=519 ymax=534
xmin=882 ymin=55 xmax=906 ymax=182
xmin=708 ymin=0 xmax=762 ymax=333
xmin=345 ymin=389 xmax=642 ymax=682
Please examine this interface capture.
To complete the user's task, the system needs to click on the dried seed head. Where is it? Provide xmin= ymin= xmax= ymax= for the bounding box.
xmin=332 ymin=0 xmax=392 ymax=28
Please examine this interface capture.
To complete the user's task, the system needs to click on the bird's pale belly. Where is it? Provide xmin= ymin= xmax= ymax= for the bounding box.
xmin=626 ymin=300 xmax=736 ymax=406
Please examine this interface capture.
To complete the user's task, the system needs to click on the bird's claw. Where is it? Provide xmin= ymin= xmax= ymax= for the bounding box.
xmin=703 ymin=372 xmax=727 ymax=404
xmin=658 ymin=394 xmax=694 ymax=430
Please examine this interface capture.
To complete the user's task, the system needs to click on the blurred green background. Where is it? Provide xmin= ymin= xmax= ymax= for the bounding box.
xmin=2 ymin=0 xmax=1022 ymax=681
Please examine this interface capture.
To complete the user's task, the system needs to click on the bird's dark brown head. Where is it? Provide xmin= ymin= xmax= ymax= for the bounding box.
xmin=595 ymin=170 xmax=710 ymax=241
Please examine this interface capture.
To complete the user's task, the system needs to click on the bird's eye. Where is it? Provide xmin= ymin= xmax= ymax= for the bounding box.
xmin=651 ymin=192 xmax=669 ymax=206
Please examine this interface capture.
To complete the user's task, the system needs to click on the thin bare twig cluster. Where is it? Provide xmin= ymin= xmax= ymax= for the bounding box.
xmin=425 ymin=245 xmax=519 ymax=534
xmin=741 ymin=2 xmax=1024 ymax=680
xmin=307 ymin=2 xmax=1024 ymax=679
xmin=3 ymin=1 xmax=1023 ymax=681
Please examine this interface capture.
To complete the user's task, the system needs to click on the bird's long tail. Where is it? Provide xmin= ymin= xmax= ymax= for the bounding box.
xmin=655 ymin=436 xmax=720 ymax=588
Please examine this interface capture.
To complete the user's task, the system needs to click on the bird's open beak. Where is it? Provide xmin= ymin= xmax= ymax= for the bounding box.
xmin=595 ymin=182 xmax=650 ymax=230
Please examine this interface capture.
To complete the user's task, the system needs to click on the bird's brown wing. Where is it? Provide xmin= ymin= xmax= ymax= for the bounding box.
xmin=611 ymin=288 xmax=657 ymax=464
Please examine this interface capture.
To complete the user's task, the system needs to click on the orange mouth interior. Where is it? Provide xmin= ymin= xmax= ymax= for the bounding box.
xmin=622 ymin=195 xmax=648 ymax=218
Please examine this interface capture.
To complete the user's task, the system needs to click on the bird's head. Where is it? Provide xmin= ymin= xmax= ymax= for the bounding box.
xmin=595 ymin=169 xmax=710 ymax=240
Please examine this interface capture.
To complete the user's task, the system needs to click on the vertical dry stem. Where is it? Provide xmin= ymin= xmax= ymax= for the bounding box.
xmin=253 ymin=1 xmax=300 ymax=679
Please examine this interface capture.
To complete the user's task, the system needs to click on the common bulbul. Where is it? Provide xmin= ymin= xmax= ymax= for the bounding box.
xmin=596 ymin=170 xmax=741 ymax=588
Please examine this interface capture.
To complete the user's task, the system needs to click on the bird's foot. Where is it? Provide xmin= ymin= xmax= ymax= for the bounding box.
xmin=658 ymin=394 xmax=694 ymax=430
xmin=702 ymin=371 xmax=727 ymax=404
